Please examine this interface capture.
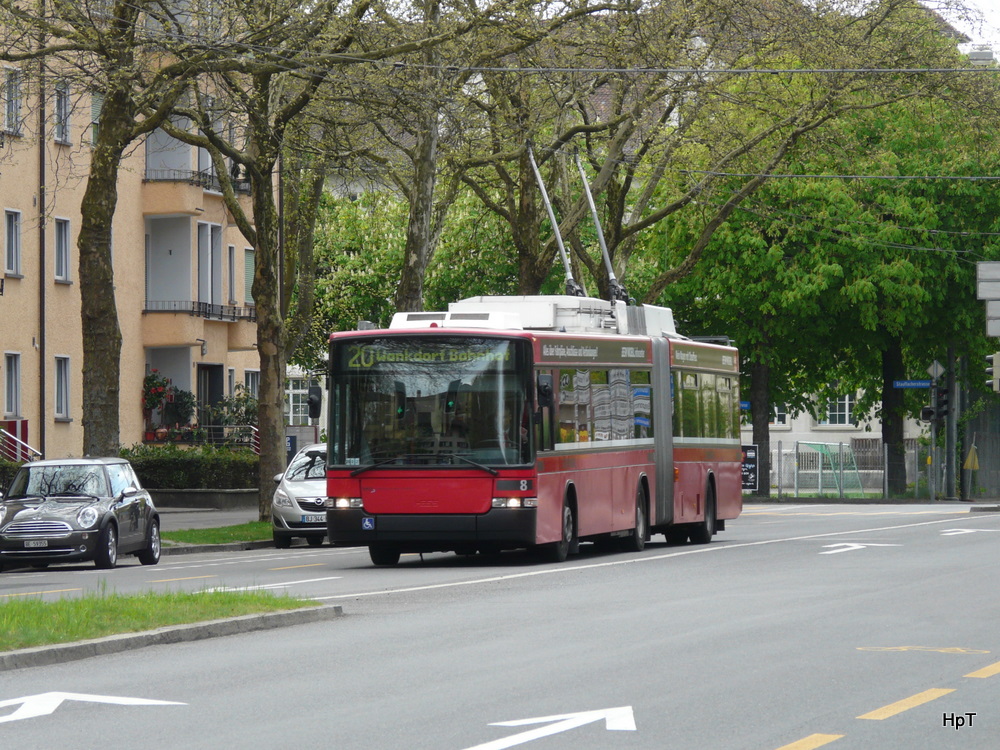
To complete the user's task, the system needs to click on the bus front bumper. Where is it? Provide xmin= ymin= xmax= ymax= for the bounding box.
xmin=325 ymin=508 xmax=537 ymax=552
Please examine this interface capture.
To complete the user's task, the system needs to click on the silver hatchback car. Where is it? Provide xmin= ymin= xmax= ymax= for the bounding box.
xmin=272 ymin=444 xmax=327 ymax=548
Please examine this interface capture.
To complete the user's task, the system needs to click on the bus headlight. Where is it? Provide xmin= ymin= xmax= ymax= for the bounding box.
xmin=326 ymin=497 xmax=363 ymax=509
xmin=492 ymin=497 xmax=537 ymax=509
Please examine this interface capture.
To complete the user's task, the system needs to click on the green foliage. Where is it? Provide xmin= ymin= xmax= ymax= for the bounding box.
xmin=203 ymin=384 xmax=258 ymax=426
xmin=142 ymin=370 xmax=171 ymax=412
xmin=163 ymin=388 xmax=197 ymax=427
xmin=119 ymin=443 xmax=259 ymax=489
xmin=0 ymin=459 xmax=22 ymax=493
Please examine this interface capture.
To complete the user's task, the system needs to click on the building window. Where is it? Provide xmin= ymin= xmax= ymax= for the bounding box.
xmin=4 ymin=68 xmax=22 ymax=135
xmin=771 ymin=403 xmax=787 ymax=426
xmin=4 ymin=352 xmax=20 ymax=416
xmin=55 ymin=356 xmax=70 ymax=418
xmin=227 ymin=245 xmax=235 ymax=303
xmin=244 ymin=247 xmax=255 ymax=304
xmin=244 ymin=370 xmax=259 ymax=399
xmin=55 ymin=218 xmax=71 ymax=281
xmin=228 ymin=367 xmax=235 ymax=397
xmin=90 ymin=91 xmax=104 ymax=145
xmin=821 ymin=394 xmax=857 ymax=426
xmin=285 ymin=377 xmax=319 ymax=426
xmin=54 ymin=80 xmax=71 ymax=143
xmin=5 ymin=210 xmax=21 ymax=275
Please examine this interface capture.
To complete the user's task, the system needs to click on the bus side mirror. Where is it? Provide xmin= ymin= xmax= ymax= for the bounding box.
xmin=307 ymin=386 xmax=323 ymax=420
xmin=536 ymin=373 xmax=553 ymax=409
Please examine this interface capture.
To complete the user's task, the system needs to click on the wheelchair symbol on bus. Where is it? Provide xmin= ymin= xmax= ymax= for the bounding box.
xmin=362 ymin=517 xmax=375 ymax=531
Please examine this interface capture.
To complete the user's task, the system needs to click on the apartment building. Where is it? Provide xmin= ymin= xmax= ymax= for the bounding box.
xmin=1 ymin=77 xmax=258 ymax=460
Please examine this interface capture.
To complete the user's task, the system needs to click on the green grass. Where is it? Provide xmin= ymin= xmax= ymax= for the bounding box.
xmin=161 ymin=521 xmax=272 ymax=545
xmin=0 ymin=590 xmax=316 ymax=651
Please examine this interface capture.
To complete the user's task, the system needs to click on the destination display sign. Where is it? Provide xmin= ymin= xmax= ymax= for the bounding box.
xmin=670 ymin=342 xmax=739 ymax=373
xmin=533 ymin=337 xmax=650 ymax=366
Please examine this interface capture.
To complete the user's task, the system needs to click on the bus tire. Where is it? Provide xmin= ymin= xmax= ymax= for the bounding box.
xmin=545 ymin=500 xmax=575 ymax=563
xmin=369 ymin=545 xmax=401 ymax=566
xmin=690 ymin=486 xmax=716 ymax=545
xmin=622 ymin=484 xmax=647 ymax=552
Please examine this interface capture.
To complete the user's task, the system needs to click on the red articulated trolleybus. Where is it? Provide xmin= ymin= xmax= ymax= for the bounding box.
xmin=322 ymin=295 xmax=742 ymax=566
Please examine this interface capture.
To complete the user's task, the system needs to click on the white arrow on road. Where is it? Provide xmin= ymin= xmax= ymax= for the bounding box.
xmin=820 ymin=543 xmax=901 ymax=555
xmin=941 ymin=529 xmax=998 ymax=536
xmin=0 ymin=692 xmax=186 ymax=724
xmin=461 ymin=706 xmax=636 ymax=750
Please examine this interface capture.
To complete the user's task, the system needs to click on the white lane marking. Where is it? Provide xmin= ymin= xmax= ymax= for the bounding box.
xmin=462 ymin=706 xmax=636 ymax=750
xmin=0 ymin=692 xmax=185 ymax=724
xmin=203 ymin=576 xmax=343 ymax=593
xmin=820 ymin=543 xmax=902 ymax=554
xmin=310 ymin=515 xmax=1000 ymax=601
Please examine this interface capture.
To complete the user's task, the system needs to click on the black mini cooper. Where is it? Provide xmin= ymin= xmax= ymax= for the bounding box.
xmin=0 ymin=457 xmax=160 ymax=571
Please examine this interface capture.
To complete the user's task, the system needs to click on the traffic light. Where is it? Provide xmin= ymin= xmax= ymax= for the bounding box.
xmin=988 ymin=352 xmax=1000 ymax=393
xmin=935 ymin=385 xmax=950 ymax=419
xmin=920 ymin=405 xmax=937 ymax=422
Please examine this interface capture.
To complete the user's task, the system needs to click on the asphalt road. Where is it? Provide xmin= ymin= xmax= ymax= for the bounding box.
xmin=3 ymin=502 xmax=1000 ymax=749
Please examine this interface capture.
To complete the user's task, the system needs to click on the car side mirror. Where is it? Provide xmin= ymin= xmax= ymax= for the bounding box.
xmin=273 ymin=473 xmax=284 ymax=484
xmin=119 ymin=487 xmax=138 ymax=501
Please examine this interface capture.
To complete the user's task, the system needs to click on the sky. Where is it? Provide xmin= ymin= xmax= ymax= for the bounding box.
xmin=937 ymin=0 xmax=1000 ymax=45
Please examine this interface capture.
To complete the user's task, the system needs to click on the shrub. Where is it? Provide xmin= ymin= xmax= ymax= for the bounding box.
xmin=0 ymin=458 xmax=22 ymax=493
xmin=120 ymin=443 xmax=259 ymax=489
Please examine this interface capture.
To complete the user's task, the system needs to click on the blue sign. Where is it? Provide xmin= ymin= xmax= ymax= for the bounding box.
xmin=362 ymin=517 xmax=375 ymax=531
xmin=740 ymin=401 xmax=751 ymax=410
xmin=893 ymin=380 xmax=931 ymax=389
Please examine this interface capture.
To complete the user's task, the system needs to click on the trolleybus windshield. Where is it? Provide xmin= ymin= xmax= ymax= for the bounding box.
xmin=330 ymin=336 xmax=532 ymax=470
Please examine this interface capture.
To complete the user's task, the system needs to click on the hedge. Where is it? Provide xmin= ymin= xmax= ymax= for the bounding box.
xmin=119 ymin=443 xmax=260 ymax=490
xmin=0 ymin=459 xmax=20 ymax=492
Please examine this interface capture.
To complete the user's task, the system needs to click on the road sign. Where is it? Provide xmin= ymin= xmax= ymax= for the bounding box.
xmin=464 ymin=706 xmax=636 ymax=750
xmin=893 ymin=380 xmax=931 ymax=388
xmin=977 ymin=262 xmax=1000 ymax=299
xmin=927 ymin=361 xmax=944 ymax=380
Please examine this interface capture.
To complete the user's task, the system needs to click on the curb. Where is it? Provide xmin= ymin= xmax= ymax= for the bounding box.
xmin=160 ymin=540 xmax=275 ymax=556
xmin=0 ymin=603 xmax=344 ymax=672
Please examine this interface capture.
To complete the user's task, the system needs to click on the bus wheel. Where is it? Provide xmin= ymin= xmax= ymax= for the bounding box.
xmin=622 ymin=485 xmax=647 ymax=552
xmin=545 ymin=501 xmax=575 ymax=563
xmin=369 ymin=545 xmax=401 ymax=566
xmin=689 ymin=488 xmax=716 ymax=545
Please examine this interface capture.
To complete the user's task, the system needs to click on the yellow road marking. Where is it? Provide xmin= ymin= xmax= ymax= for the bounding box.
xmin=858 ymin=688 xmax=954 ymax=720
xmin=858 ymin=646 xmax=989 ymax=654
xmin=148 ymin=575 xmax=217 ymax=583
xmin=269 ymin=563 xmax=326 ymax=571
xmin=775 ymin=733 xmax=843 ymax=750
xmin=0 ymin=588 xmax=82 ymax=598
xmin=966 ymin=661 xmax=1000 ymax=679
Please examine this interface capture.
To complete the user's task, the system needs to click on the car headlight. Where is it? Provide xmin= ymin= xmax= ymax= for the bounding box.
xmin=77 ymin=506 xmax=100 ymax=529
xmin=273 ymin=488 xmax=293 ymax=508
xmin=0 ymin=504 xmax=6 ymax=527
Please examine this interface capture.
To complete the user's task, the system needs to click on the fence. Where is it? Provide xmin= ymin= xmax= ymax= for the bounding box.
xmin=764 ymin=438 xmax=929 ymax=499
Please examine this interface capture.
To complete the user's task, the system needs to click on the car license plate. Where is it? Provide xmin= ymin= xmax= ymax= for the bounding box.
xmin=300 ymin=514 xmax=325 ymax=524
xmin=25 ymin=539 xmax=48 ymax=548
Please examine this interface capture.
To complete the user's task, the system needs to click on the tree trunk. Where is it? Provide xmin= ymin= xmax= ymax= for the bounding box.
xmin=881 ymin=337 xmax=907 ymax=495
xmin=749 ymin=358 xmax=772 ymax=499
xmin=78 ymin=89 xmax=135 ymax=456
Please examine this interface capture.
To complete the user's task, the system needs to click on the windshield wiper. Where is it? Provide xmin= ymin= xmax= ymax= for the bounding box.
xmin=447 ymin=453 xmax=499 ymax=476
xmin=49 ymin=492 xmax=100 ymax=500
xmin=350 ymin=452 xmax=499 ymax=477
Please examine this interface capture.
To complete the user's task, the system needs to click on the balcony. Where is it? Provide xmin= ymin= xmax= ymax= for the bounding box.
xmin=143 ymin=169 xmax=251 ymax=216
xmin=142 ymin=301 xmax=257 ymax=348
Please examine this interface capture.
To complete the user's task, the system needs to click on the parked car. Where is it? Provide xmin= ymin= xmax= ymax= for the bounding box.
xmin=272 ymin=444 xmax=327 ymax=548
xmin=0 ymin=457 xmax=160 ymax=571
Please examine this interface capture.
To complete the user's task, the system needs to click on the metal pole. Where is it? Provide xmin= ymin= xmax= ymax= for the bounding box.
xmin=794 ymin=441 xmax=799 ymax=498
xmin=526 ymin=143 xmax=584 ymax=297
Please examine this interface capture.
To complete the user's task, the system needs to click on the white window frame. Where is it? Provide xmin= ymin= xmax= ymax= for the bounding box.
xmin=244 ymin=370 xmax=259 ymax=399
xmin=4 ymin=352 xmax=21 ymax=417
xmin=55 ymin=356 xmax=71 ymax=419
xmin=285 ymin=377 xmax=319 ymax=426
xmin=90 ymin=91 xmax=104 ymax=145
xmin=54 ymin=80 xmax=71 ymax=144
xmin=244 ymin=247 xmax=255 ymax=304
xmin=820 ymin=394 xmax=858 ymax=426
xmin=227 ymin=244 xmax=236 ymax=304
xmin=4 ymin=68 xmax=22 ymax=135
xmin=54 ymin=218 xmax=71 ymax=281
xmin=5 ymin=209 xmax=21 ymax=275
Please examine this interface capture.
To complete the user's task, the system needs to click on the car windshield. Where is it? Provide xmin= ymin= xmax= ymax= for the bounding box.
xmin=5 ymin=464 xmax=110 ymax=500
xmin=329 ymin=336 xmax=532 ymax=468
xmin=285 ymin=450 xmax=327 ymax=481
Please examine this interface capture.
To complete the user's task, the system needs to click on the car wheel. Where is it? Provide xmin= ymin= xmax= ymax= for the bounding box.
xmin=137 ymin=519 xmax=161 ymax=565
xmin=94 ymin=524 xmax=118 ymax=569
xmin=369 ymin=545 xmax=401 ymax=566
xmin=306 ymin=536 xmax=324 ymax=547
xmin=273 ymin=531 xmax=293 ymax=549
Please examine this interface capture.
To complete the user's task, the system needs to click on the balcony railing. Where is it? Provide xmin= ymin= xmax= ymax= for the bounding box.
xmin=144 ymin=424 xmax=260 ymax=454
xmin=144 ymin=300 xmax=257 ymax=322
xmin=0 ymin=428 xmax=42 ymax=463
xmin=144 ymin=168 xmax=251 ymax=194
